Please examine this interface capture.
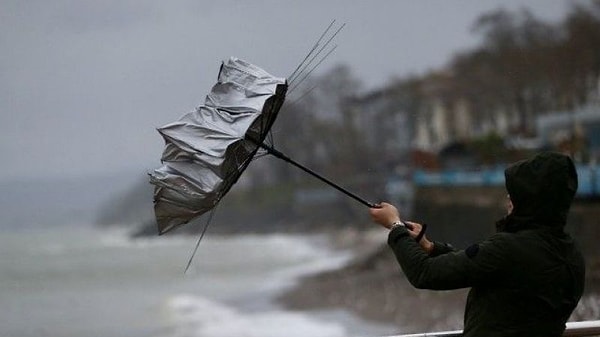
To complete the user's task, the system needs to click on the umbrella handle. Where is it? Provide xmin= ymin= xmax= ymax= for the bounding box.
xmin=252 ymin=140 xmax=379 ymax=208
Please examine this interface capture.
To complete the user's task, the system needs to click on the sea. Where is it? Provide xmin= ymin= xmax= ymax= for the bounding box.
xmin=0 ymin=224 xmax=397 ymax=337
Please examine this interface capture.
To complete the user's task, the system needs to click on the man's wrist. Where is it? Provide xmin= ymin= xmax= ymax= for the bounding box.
xmin=389 ymin=220 xmax=404 ymax=230
xmin=423 ymin=240 xmax=434 ymax=254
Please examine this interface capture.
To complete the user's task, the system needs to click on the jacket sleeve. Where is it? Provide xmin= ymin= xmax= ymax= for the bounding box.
xmin=429 ymin=241 xmax=455 ymax=257
xmin=387 ymin=226 xmax=511 ymax=290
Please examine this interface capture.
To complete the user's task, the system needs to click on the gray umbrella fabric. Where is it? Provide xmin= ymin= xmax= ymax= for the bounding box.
xmin=149 ymin=57 xmax=287 ymax=234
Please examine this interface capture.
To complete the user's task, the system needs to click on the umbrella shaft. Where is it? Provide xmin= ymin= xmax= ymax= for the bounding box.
xmin=255 ymin=141 xmax=377 ymax=208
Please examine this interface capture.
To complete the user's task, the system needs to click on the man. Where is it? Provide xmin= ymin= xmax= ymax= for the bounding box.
xmin=370 ymin=152 xmax=585 ymax=337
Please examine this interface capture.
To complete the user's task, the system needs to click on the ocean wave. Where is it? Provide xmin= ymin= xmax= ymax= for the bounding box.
xmin=263 ymin=250 xmax=353 ymax=293
xmin=98 ymin=228 xmax=192 ymax=249
xmin=97 ymin=229 xmax=334 ymax=253
xmin=163 ymin=294 xmax=347 ymax=337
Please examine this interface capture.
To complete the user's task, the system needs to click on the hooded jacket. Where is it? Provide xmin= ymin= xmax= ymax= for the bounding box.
xmin=388 ymin=152 xmax=585 ymax=337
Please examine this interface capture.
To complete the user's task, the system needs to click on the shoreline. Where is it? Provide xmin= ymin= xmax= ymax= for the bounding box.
xmin=276 ymin=228 xmax=600 ymax=334
xmin=124 ymin=217 xmax=600 ymax=334
xmin=272 ymin=227 xmax=466 ymax=333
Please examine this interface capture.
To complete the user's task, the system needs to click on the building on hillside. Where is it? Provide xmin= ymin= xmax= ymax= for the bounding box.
xmin=355 ymin=71 xmax=600 ymax=169
xmin=413 ymin=98 xmax=451 ymax=152
xmin=411 ymin=72 xmax=518 ymax=153
xmin=345 ymin=86 xmax=413 ymax=171
xmin=537 ymin=104 xmax=600 ymax=161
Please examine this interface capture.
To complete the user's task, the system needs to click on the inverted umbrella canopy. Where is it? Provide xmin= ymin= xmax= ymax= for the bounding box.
xmin=149 ymin=57 xmax=287 ymax=234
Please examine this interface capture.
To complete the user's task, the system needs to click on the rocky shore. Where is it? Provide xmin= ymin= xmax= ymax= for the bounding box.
xmin=107 ymin=180 xmax=600 ymax=333
xmin=276 ymin=228 xmax=467 ymax=333
xmin=277 ymin=228 xmax=600 ymax=334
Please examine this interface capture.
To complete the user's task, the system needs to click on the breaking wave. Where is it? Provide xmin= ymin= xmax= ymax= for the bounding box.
xmin=163 ymin=294 xmax=347 ymax=337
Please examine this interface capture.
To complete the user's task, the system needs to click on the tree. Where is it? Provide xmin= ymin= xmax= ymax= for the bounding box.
xmin=561 ymin=3 xmax=600 ymax=106
xmin=468 ymin=9 xmax=562 ymax=132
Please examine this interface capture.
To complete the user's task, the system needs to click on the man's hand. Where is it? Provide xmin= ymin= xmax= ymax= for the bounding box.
xmin=369 ymin=203 xmax=434 ymax=254
xmin=369 ymin=202 xmax=400 ymax=229
xmin=404 ymin=221 xmax=434 ymax=254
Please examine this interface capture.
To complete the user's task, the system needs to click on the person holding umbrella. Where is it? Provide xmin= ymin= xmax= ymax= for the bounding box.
xmin=370 ymin=152 xmax=585 ymax=337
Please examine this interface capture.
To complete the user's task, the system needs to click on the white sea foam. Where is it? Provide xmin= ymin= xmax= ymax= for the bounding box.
xmin=1 ymin=226 xmax=383 ymax=337
xmin=157 ymin=235 xmax=357 ymax=337
xmin=164 ymin=294 xmax=347 ymax=337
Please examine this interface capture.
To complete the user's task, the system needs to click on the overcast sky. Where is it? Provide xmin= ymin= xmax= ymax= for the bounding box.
xmin=1 ymin=0 xmax=577 ymax=181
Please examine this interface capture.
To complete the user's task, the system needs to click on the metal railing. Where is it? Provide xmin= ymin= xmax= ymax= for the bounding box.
xmin=389 ymin=320 xmax=600 ymax=337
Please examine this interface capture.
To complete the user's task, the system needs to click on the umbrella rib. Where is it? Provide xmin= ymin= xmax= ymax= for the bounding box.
xmin=184 ymin=206 xmax=218 ymax=273
xmin=288 ymin=45 xmax=338 ymax=94
xmin=233 ymin=149 xmax=243 ymax=168
xmin=266 ymin=131 xmax=274 ymax=148
xmin=288 ymin=19 xmax=336 ymax=81
xmin=253 ymin=150 xmax=269 ymax=160
xmin=289 ymin=83 xmax=319 ymax=105
xmin=289 ymin=22 xmax=345 ymax=85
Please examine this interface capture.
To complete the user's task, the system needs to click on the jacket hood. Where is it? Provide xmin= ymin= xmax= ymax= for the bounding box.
xmin=500 ymin=152 xmax=578 ymax=231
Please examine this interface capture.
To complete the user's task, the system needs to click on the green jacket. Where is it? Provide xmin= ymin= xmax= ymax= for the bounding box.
xmin=388 ymin=153 xmax=585 ymax=337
